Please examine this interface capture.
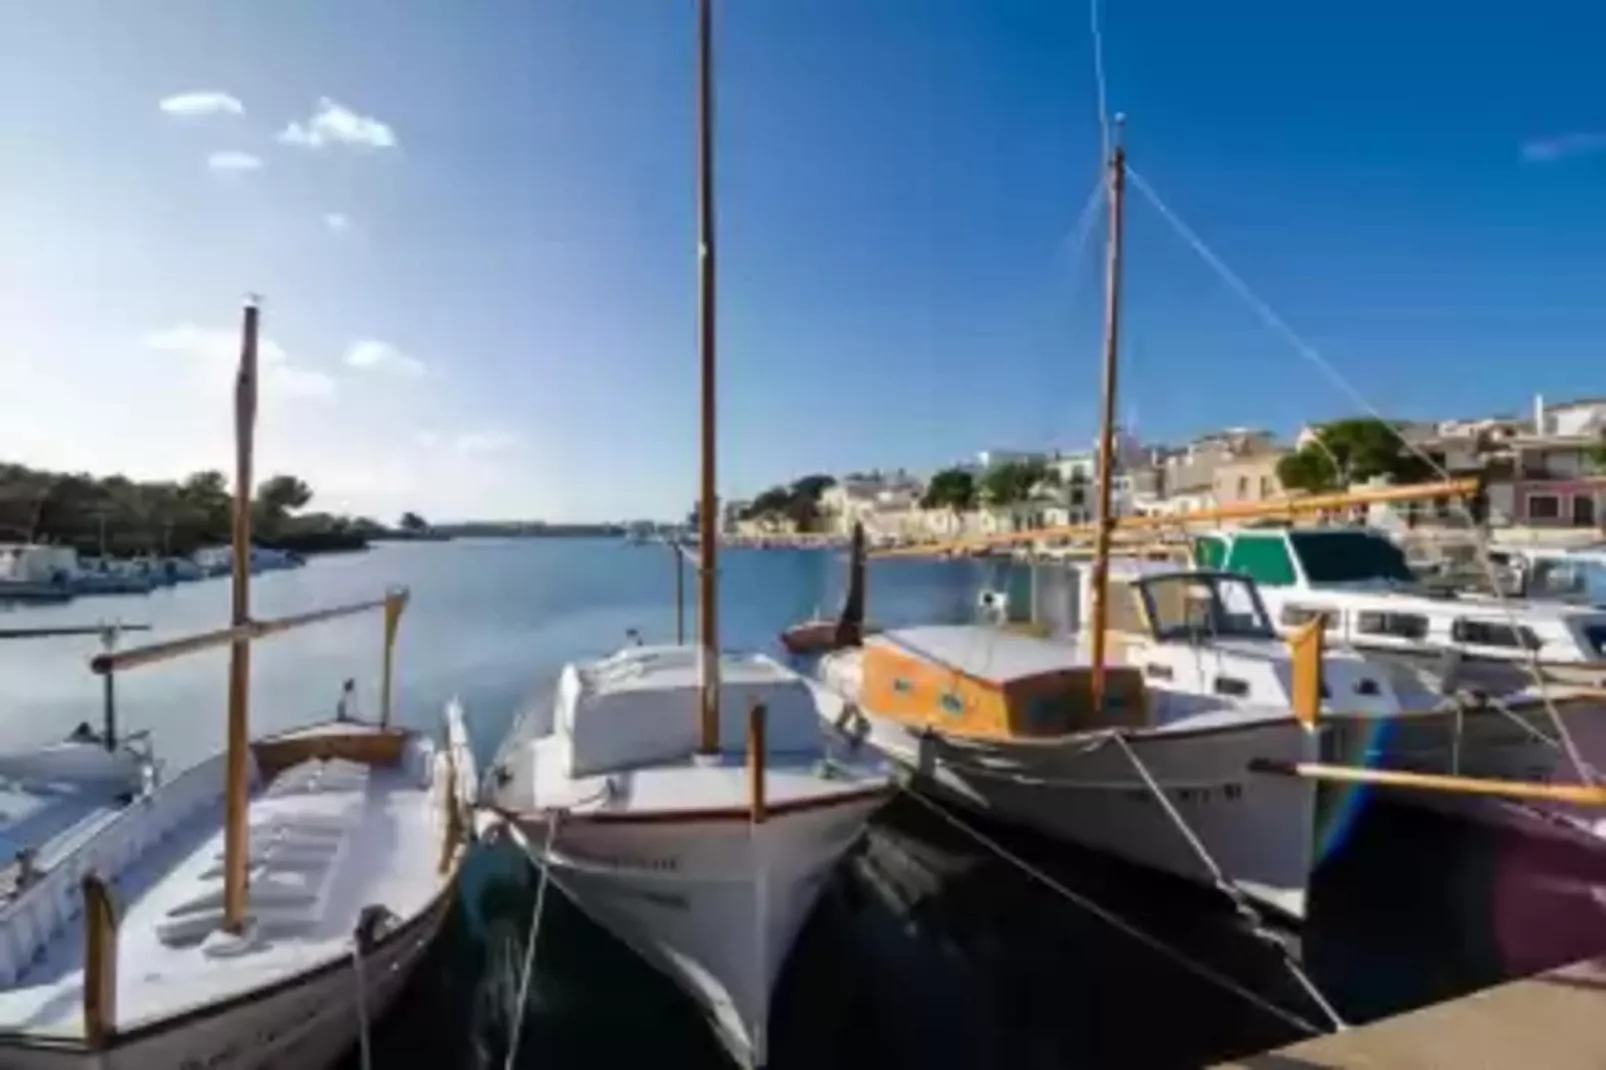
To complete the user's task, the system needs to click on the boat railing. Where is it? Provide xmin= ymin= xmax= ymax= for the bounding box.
xmin=88 ymin=588 xmax=410 ymax=729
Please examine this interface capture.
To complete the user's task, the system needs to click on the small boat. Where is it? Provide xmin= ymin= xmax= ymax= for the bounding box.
xmin=484 ymin=11 xmax=893 ymax=1063
xmin=0 ymin=302 xmax=477 ymax=1069
xmin=777 ymin=524 xmax=874 ymax=656
xmin=0 ymin=545 xmax=78 ymax=603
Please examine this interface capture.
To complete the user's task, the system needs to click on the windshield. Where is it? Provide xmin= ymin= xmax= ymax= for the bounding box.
xmin=1139 ymin=574 xmax=1276 ymax=642
xmin=1528 ymin=558 xmax=1606 ymax=604
xmin=1289 ymin=531 xmax=1416 ymax=585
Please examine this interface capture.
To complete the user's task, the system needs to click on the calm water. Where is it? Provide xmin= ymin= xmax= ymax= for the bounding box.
xmin=4 ymin=539 xmax=1604 ymax=1069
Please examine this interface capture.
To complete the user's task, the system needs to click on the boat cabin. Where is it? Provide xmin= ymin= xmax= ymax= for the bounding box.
xmin=857 ymin=625 xmax=1149 ymax=738
xmin=1193 ymin=527 xmax=1606 ymax=667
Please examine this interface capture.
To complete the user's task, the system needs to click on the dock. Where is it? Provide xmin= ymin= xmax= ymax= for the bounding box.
xmin=1215 ymin=955 xmax=1606 ymax=1068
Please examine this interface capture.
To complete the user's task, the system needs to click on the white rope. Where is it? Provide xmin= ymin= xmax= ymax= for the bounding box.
xmin=1089 ymin=0 xmax=1112 ymax=164
xmin=1125 ymin=164 xmax=1593 ymax=786
xmin=1109 ymin=734 xmax=1348 ymax=1033
xmin=899 ymin=782 xmax=1327 ymax=1037
xmin=351 ymin=943 xmax=372 ymax=1070
xmin=504 ymin=812 xmax=562 ymax=1070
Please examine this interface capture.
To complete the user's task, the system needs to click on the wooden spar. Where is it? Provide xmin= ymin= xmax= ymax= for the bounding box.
xmin=1288 ymin=617 xmax=1325 ymax=728
xmin=673 ymin=539 xmax=686 ymax=643
xmin=1249 ymin=758 xmax=1606 ymax=807
xmin=81 ymin=873 xmax=119 ymax=1050
xmin=223 ymin=299 xmax=258 ymax=934
xmin=748 ymin=700 xmax=767 ymax=823
xmin=88 ymin=594 xmax=399 ymax=675
xmin=695 ymin=0 xmax=721 ymax=755
xmin=381 ymin=588 xmax=407 ymax=728
xmin=872 ymin=475 xmax=1481 ymax=559
xmin=0 ymin=624 xmax=149 ymax=640
xmin=1088 ymin=121 xmax=1127 ymax=715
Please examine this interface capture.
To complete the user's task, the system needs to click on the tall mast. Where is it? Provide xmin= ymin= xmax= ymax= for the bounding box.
xmin=695 ymin=0 xmax=721 ymax=754
xmin=1088 ymin=119 xmax=1126 ymax=714
xmin=223 ymin=298 xmax=258 ymax=932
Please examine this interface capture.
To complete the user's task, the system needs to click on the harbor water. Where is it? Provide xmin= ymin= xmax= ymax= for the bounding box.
xmin=2 ymin=539 xmax=1603 ymax=1068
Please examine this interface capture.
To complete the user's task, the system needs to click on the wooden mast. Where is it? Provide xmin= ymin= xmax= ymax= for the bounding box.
xmin=695 ymin=0 xmax=721 ymax=754
xmin=223 ymin=299 xmax=258 ymax=932
xmin=1088 ymin=119 xmax=1126 ymax=715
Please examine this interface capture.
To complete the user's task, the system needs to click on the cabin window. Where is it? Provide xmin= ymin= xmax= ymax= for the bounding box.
xmin=1581 ymin=624 xmax=1606 ymax=658
xmin=1286 ymin=531 xmax=1415 ymax=585
xmin=1105 ymin=583 xmax=1148 ymax=634
xmin=892 ymin=677 xmax=915 ymax=694
xmin=1224 ymin=535 xmax=1299 ymax=587
xmin=1213 ymin=676 xmax=1250 ymax=698
xmin=1144 ymin=663 xmax=1174 ymax=681
xmin=1353 ymin=679 xmax=1381 ymax=697
xmin=939 ymin=691 xmax=966 ymax=716
xmin=1355 ymin=611 xmax=1429 ymax=641
xmin=1142 ymin=575 xmax=1275 ymax=642
xmin=1023 ymin=692 xmax=1073 ymax=734
xmin=1280 ymin=604 xmax=1337 ymax=631
xmin=1450 ymin=619 xmax=1540 ymax=650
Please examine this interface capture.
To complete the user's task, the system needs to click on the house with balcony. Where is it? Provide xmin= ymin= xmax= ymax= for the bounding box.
xmin=1482 ymin=396 xmax=1606 ymax=530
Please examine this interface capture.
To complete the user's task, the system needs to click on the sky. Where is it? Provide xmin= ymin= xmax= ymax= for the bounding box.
xmin=1 ymin=1 xmax=1604 ymax=523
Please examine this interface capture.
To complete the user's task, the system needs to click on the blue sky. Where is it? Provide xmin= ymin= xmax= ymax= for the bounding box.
xmin=1 ymin=2 xmax=1602 ymax=522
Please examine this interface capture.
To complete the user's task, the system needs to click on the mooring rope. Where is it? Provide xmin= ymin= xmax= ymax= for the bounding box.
xmin=504 ymin=812 xmax=562 ymax=1070
xmin=1109 ymin=734 xmax=1348 ymax=1033
xmin=899 ymin=782 xmax=1329 ymax=1038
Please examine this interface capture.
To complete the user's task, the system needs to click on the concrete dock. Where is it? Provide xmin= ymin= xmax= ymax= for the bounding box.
xmin=1215 ymin=955 xmax=1606 ymax=1068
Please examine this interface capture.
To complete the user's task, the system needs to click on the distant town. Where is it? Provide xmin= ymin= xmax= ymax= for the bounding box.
xmin=715 ymin=394 xmax=1606 ymax=547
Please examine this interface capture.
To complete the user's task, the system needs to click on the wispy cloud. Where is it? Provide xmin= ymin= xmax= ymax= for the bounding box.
xmin=453 ymin=430 xmax=519 ymax=455
xmin=144 ymin=323 xmax=337 ymax=400
xmin=344 ymin=339 xmax=425 ymax=377
xmin=159 ymin=91 xmax=244 ymax=118
xmin=1521 ymin=131 xmax=1606 ymax=164
xmin=206 ymin=150 xmax=263 ymax=174
xmin=279 ymin=98 xmax=397 ymax=150
xmin=324 ymin=212 xmax=353 ymax=233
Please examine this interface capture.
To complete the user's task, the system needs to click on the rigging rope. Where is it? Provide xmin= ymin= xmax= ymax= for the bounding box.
xmin=1089 ymin=0 xmax=1113 ymax=165
xmin=899 ymin=782 xmax=1328 ymax=1038
xmin=1108 ymin=734 xmax=1348 ymax=1033
xmin=504 ymin=812 xmax=562 ymax=1070
xmin=1124 ymin=164 xmax=1594 ymax=787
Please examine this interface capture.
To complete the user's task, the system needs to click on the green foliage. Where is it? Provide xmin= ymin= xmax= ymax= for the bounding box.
xmin=1587 ymin=441 xmax=1606 ymax=473
xmin=0 ymin=461 xmax=364 ymax=556
xmin=740 ymin=474 xmax=836 ymax=531
xmin=981 ymin=460 xmax=1049 ymax=506
xmin=398 ymin=511 xmax=429 ymax=532
xmin=1276 ymin=418 xmax=1433 ymax=494
xmin=920 ymin=467 xmax=977 ymax=511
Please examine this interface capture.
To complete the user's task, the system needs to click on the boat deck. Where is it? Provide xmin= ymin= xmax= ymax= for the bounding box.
xmin=1213 ymin=955 xmax=1606 ymax=1069
xmin=0 ymin=748 xmax=444 ymax=1039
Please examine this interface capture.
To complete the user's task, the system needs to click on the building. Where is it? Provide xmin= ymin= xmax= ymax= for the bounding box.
xmin=1211 ymin=452 xmax=1288 ymax=506
xmin=818 ymin=470 xmax=925 ymax=536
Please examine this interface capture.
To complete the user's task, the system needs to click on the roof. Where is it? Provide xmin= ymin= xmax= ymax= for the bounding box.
xmin=866 ymin=625 xmax=1092 ymax=684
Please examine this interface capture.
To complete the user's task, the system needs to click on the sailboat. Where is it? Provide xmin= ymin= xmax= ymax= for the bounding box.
xmin=482 ymin=3 xmax=893 ymax=1064
xmin=0 ymin=301 xmax=477 ymax=1068
xmin=777 ymin=524 xmax=873 ymax=655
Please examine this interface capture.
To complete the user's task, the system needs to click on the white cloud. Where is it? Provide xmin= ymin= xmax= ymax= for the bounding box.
xmin=159 ymin=91 xmax=244 ymax=118
xmin=324 ymin=212 xmax=353 ymax=233
xmin=345 ymin=339 xmax=425 ymax=377
xmin=453 ymin=430 xmax=519 ymax=455
xmin=144 ymin=322 xmax=336 ymax=400
xmin=1522 ymin=132 xmax=1606 ymax=164
xmin=278 ymin=98 xmax=397 ymax=150
xmin=206 ymin=151 xmax=263 ymax=174
xmin=414 ymin=430 xmax=441 ymax=448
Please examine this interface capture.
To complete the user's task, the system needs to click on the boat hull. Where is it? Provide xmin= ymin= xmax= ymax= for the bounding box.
xmin=0 ymin=885 xmax=453 ymax=1070
xmin=845 ymin=710 xmax=1322 ymax=920
xmin=503 ymin=790 xmax=886 ymax=1068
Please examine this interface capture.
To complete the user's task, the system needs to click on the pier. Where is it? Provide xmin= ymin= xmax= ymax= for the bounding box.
xmin=1216 ymin=954 xmax=1606 ymax=1068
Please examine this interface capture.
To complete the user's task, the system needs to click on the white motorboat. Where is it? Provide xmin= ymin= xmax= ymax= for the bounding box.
xmin=0 ymin=301 xmax=477 ymax=1069
xmin=484 ymin=7 xmax=892 ymax=1063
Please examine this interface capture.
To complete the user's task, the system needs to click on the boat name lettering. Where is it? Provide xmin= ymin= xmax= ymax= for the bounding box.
xmin=1126 ymin=782 xmax=1243 ymax=804
xmin=565 ymin=845 xmax=680 ymax=871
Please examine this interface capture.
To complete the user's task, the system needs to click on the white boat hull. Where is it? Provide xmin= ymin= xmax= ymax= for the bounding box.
xmin=505 ymin=791 xmax=885 ymax=1068
xmin=846 ymin=710 xmax=1322 ymax=920
xmin=0 ymin=886 xmax=453 ymax=1070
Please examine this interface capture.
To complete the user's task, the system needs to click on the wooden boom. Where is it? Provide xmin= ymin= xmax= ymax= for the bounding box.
xmin=873 ymin=476 xmax=1481 ymax=559
xmin=89 ymin=591 xmax=405 ymax=675
xmin=1250 ymin=758 xmax=1606 ymax=807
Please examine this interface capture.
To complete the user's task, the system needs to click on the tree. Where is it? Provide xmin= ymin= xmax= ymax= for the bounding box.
xmin=921 ymin=467 xmax=977 ymax=511
xmin=1588 ymin=441 xmax=1606 ymax=473
xmin=981 ymin=460 xmax=1049 ymax=506
xmin=256 ymin=474 xmax=313 ymax=514
xmin=1276 ymin=418 xmax=1432 ymax=495
xmin=398 ymin=511 xmax=429 ymax=533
